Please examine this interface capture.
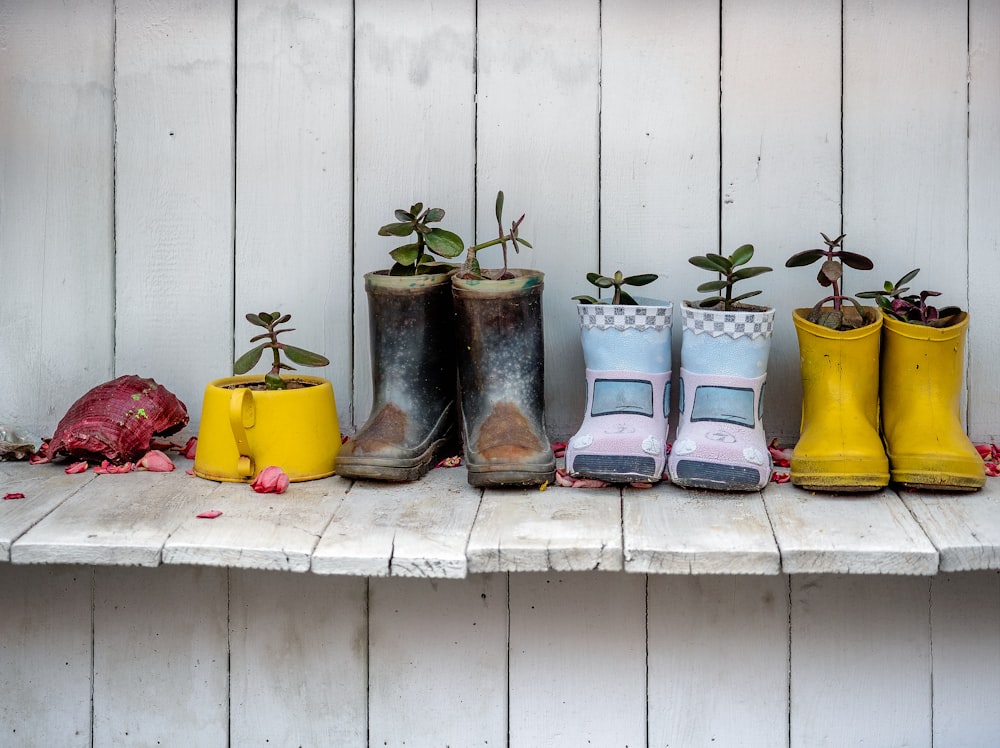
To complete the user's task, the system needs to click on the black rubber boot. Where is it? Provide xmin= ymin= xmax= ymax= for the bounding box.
xmin=335 ymin=271 xmax=459 ymax=481
xmin=452 ymin=270 xmax=556 ymax=487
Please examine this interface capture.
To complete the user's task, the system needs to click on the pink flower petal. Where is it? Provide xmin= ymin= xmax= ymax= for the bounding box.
xmin=3 ymin=492 xmax=25 ymax=500
xmin=771 ymin=471 xmax=791 ymax=484
xmin=137 ymin=450 xmax=175 ymax=472
xmin=183 ymin=436 xmax=198 ymax=459
xmin=93 ymin=460 xmax=135 ymax=474
xmin=435 ymin=455 xmax=463 ymax=469
xmin=985 ymin=462 xmax=1000 ymax=478
xmin=196 ymin=509 xmax=223 ymax=519
xmin=550 ymin=441 xmax=567 ymax=458
xmin=250 ymin=465 xmax=289 ymax=494
xmin=768 ymin=439 xmax=793 ymax=468
xmin=65 ymin=461 xmax=89 ymax=474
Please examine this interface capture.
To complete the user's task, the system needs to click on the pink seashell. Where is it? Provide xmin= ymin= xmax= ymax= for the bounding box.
xmin=251 ymin=465 xmax=289 ymax=494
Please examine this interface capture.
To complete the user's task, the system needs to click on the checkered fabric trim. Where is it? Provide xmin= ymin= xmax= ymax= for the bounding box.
xmin=578 ymin=304 xmax=673 ymax=332
xmin=681 ymin=304 xmax=774 ymax=339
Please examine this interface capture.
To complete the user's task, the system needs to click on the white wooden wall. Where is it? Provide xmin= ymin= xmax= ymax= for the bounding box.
xmin=2 ymin=0 xmax=999 ymax=444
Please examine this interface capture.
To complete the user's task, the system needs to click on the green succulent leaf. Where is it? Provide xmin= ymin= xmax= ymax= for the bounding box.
xmin=264 ymin=372 xmax=286 ymax=390
xmin=731 ymin=266 xmax=773 ymax=281
xmin=282 ymin=344 xmax=331 ymax=368
xmin=233 ymin=343 xmax=267 ymax=375
xmin=689 ymin=255 xmax=730 ymax=273
xmin=587 ymin=273 xmax=615 ymax=288
xmin=424 ymin=228 xmax=465 ymax=258
xmin=618 ymin=289 xmax=638 ymax=306
xmin=245 ymin=313 xmax=267 ymax=328
xmin=409 ymin=202 xmax=423 ymax=216
xmin=896 ymin=268 xmax=920 ymax=287
xmin=379 ymin=221 xmax=416 ymax=238
xmin=424 ymin=207 xmax=445 ymax=223
xmin=389 ymin=243 xmax=422 ymax=266
xmin=515 ymin=237 xmax=533 ymax=248
xmin=572 ymin=294 xmax=602 ymax=304
xmin=495 ymin=191 xmax=505 ymax=223
xmin=730 ymin=290 xmax=762 ymax=303
xmin=394 ymin=209 xmax=413 ymax=222
xmin=623 ymin=273 xmax=658 ymax=286
xmin=696 ymin=279 xmax=728 ymax=293
xmin=785 ymin=249 xmax=826 ymax=267
xmin=698 ymin=296 xmax=725 ymax=308
xmin=730 ymin=244 xmax=755 ymax=267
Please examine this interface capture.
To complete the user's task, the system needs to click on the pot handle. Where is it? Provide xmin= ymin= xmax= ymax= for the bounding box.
xmin=229 ymin=388 xmax=255 ymax=478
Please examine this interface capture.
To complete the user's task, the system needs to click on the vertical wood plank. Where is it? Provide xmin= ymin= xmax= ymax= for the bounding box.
xmin=352 ymin=0 xmax=476 ymax=429
xmin=114 ymin=0 xmax=235 ymax=422
xmin=508 ymin=572 xmax=646 ymax=746
xmin=235 ymin=0 xmax=354 ymax=425
xmin=843 ymin=0 xmax=968 ymax=338
xmin=476 ymin=0 xmax=601 ymax=439
xmin=791 ymin=575 xmax=932 ymax=747
xmin=967 ymin=0 xmax=1000 ymax=442
xmin=722 ymin=0 xmax=842 ymax=443
xmin=93 ymin=566 xmax=228 ymax=746
xmin=230 ymin=569 xmax=367 ymax=746
xmin=0 ymin=564 xmax=92 ymax=746
xmin=648 ymin=575 xmax=789 ymax=747
xmin=599 ymin=0 xmax=719 ymax=438
xmin=930 ymin=572 xmax=1000 ymax=746
xmin=368 ymin=575 xmax=507 ymax=746
xmin=0 ymin=0 xmax=114 ymax=436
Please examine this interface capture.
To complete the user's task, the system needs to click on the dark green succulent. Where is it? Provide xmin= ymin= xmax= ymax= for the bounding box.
xmin=689 ymin=244 xmax=772 ymax=310
xmin=233 ymin=312 xmax=330 ymax=390
xmin=857 ymin=268 xmax=962 ymax=327
xmin=572 ymin=270 xmax=658 ymax=306
xmin=378 ymin=203 xmax=465 ymax=276
xmin=785 ymin=233 xmax=875 ymax=330
xmin=458 ymin=191 xmax=533 ymax=281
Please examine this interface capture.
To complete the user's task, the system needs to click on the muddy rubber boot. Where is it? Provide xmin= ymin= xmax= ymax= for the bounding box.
xmin=566 ymin=302 xmax=672 ymax=483
xmin=881 ymin=312 xmax=984 ymax=491
xmin=452 ymin=270 xmax=556 ymax=487
xmin=335 ymin=271 xmax=459 ymax=481
xmin=789 ymin=307 xmax=889 ymax=491
xmin=667 ymin=302 xmax=775 ymax=491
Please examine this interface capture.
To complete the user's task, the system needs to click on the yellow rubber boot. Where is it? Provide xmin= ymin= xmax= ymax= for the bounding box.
xmin=790 ymin=308 xmax=889 ymax=491
xmin=880 ymin=312 xmax=984 ymax=490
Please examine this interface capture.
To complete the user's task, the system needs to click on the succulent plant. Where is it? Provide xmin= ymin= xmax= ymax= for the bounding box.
xmin=572 ymin=270 xmax=658 ymax=306
xmin=857 ymin=268 xmax=962 ymax=327
xmin=378 ymin=203 xmax=465 ymax=276
xmin=233 ymin=312 xmax=330 ymax=390
xmin=458 ymin=190 xmax=533 ymax=281
xmin=785 ymin=232 xmax=875 ymax=330
xmin=688 ymin=244 xmax=772 ymax=310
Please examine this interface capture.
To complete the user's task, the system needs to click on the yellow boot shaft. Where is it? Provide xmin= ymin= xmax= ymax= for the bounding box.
xmin=790 ymin=308 xmax=889 ymax=491
xmin=881 ymin=313 xmax=984 ymax=490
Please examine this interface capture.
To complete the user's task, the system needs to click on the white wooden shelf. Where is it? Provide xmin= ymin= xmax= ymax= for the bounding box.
xmin=2 ymin=459 xmax=999 ymax=576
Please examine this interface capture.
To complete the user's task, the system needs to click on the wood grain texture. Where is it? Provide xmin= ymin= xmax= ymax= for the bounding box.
xmin=901 ymin=483 xmax=1000 ymax=572
xmin=791 ymin=574 xmax=932 ymax=747
xmin=476 ymin=0 xmax=601 ymax=440
xmin=967 ymin=0 xmax=1000 ymax=443
xmin=93 ymin=565 xmax=228 ymax=746
xmin=0 ymin=0 xmax=115 ymax=437
xmin=0 ymin=564 xmax=92 ymax=746
xmin=230 ymin=569 xmax=367 ymax=746
xmin=351 ymin=0 xmax=476 ymax=429
xmin=369 ymin=575 xmax=507 ymax=746
xmin=234 ymin=0 xmax=354 ymax=428
xmin=764 ymin=482 xmax=939 ymax=574
xmin=722 ymin=0 xmax=842 ymax=444
xmin=467 ymin=487 xmax=622 ymax=572
xmin=624 ymin=485 xmax=780 ymax=574
xmin=509 ymin=571 xmax=646 ymax=746
xmin=648 ymin=575 xmax=790 ymax=747
xmin=311 ymin=467 xmax=480 ymax=577
xmin=114 ymin=0 xmax=235 ymax=421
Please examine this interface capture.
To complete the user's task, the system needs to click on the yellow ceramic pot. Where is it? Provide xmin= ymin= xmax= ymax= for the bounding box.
xmin=192 ymin=375 xmax=340 ymax=483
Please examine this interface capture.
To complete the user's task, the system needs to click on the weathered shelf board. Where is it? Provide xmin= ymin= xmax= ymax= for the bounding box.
xmin=900 ymin=482 xmax=1000 ymax=572
xmin=10 ymin=460 xmax=218 ymax=566
xmin=466 ymin=486 xmax=623 ymax=573
xmin=623 ymin=484 xmax=781 ymax=575
xmin=0 ymin=463 xmax=97 ymax=561
xmin=311 ymin=466 xmax=480 ymax=579
xmin=162 ymin=475 xmax=351 ymax=572
xmin=764 ymin=482 xmax=939 ymax=575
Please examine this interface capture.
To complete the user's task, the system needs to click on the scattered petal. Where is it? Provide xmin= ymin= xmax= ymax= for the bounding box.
xmin=137 ymin=450 xmax=175 ymax=472
xmin=435 ymin=454 xmax=462 ymax=469
xmin=629 ymin=482 xmax=653 ymax=489
xmin=554 ymin=467 xmax=610 ymax=489
xmin=196 ymin=509 xmax=223 ymax=519
xmin=29 ymin=452 xmax=51 ymax=465
xmin=771 ymin=471 xmax=791 ymax=484
xmin=664 ymin=442 xmax=672 ymax=455
xmin=65 ymin=461 xmax=89 ymax=474
xmin=985 ymin=462 xmax=1000 ymax=478
xmin=3 ymin=492 xmax=25 ymax=500
xmin=768 ymin=439 xmax=793 ymax=468
xmin=93 ymin=460 xmax=135 ymax=474
xmin=341 ymin=433 xmax=351 ymax=444
xmin=185 ymin=469 xmax=194 ymax=476
xmin=975 ymin=443 xmax=993 ymax=460
xmin=182 ymin=436 xmax=198 ymax=459
xmin=550 ymin=441 xmax=567 ymax=458
xmin=251 ymin=465 xmax=289 ymax=494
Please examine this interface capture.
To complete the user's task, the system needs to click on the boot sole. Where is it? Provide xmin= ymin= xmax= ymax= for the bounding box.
xmin=466 ymin=460 xmax=556 ymax=488
xmin=335 ymin=435 xmax=458 ymax=483
xmin=791 ymin=474 xmax=889 ymax=493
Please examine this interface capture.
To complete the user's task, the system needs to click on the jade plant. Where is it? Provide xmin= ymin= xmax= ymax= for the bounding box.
xmin=572 ymin=270 xmax=658 ymax=306
xmin=233 ymin=312 xmax=330 ymax=390
xmin=458 ymin=190 xmax=533 ymax=281
xmin=688 ymin=244 xmax=772 ymax=310
xmin=857 ymin=268 xmax=962 ymax=327
xmin=378 ymin=203 xmax=465 ymax=276
xmin=785 ymin=232 xmax=875 ymax=330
